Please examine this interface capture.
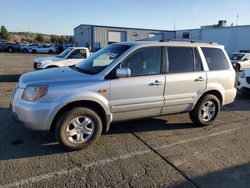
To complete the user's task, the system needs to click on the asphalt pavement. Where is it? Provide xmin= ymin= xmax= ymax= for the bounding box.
xmin=0 ymin=53 xmax=250 ymax=188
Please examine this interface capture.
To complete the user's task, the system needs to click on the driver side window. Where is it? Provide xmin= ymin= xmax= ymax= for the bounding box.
xmin=122 ymin=47 xmax=162 ymax=77
xmin=68 ymin=49 xmax=87 ymax=59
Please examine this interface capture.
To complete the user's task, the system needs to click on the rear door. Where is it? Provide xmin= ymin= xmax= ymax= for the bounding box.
xmin=162 ymin=47 xmax=207 ymax=114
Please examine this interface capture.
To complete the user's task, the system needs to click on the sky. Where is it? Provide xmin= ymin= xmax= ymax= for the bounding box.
xmin=0 ymin=0 xmax=249 ymax=35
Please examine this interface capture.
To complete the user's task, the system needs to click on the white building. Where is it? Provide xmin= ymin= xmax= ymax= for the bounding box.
xmin=74 ymin=21 xmax=250 ymax=53
xmin=74 ymin=24 xmax=175 ymax=51
xmin=176 ymin=21 xmax=250 ymax=53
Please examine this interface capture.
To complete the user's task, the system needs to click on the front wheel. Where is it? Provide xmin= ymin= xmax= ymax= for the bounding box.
xmin=55 ymin=107 xmax=102 ymax=151
xmin=189 ymin=94 xmax=220 ymax=126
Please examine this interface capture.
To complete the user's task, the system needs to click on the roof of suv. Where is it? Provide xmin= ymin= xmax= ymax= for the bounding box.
xmin=118 ymin=40 xmax=224 ymax=48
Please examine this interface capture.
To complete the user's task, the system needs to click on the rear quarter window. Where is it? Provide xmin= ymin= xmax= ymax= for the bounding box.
xmin=201 ymin=47 xmax=230 ymax=70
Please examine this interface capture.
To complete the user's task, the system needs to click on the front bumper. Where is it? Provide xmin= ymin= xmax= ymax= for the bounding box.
xmin=237 ymin=76 xmax=250 ymax=94
xmin=11 ymin=88 xmax=61 ymax=131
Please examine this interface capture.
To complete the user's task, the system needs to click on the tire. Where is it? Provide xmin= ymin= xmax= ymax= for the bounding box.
xmin=55 ymin=107 xmax=102 ymax=151
xmin=23 ymin=48 xmax=28 ymax=53
xmin=45 ymin=66 xmax=58 ymax=69
xmin=32 ymin=49 xmax=37 ymax=53
xmin=189 ymin=94 xmax=220 ymax=126
xmin=8 ymin=47 xmax=14 ymax=52
xmin=235 ymin=64 xmax=241 ymax=72
xmin=48 ymin=50 xmax=53 ymax=54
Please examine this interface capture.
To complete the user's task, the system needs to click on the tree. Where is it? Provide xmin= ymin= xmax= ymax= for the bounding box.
xmin=0 ymin=26 xmax=10 ymax=40
xmin=35 ymin=33 xmax=45 ymax=43
xmin=68 ymin=36 xmax=74 ymax=43
xmin=50 ymin=35 xmax=59 ymax=43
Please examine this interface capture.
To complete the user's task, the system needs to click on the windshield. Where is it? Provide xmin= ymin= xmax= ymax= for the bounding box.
xmin=75 ymin=44 xmax=131 ymax=74
xmin=57 ymin=48 xmax=73 ymax=58
xmin=229 ymin=53 xmax=244 ymax=60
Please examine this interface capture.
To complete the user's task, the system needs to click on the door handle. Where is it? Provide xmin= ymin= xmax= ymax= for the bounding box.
xmin=150 ymin=80 xmax=164 ymax=86
xmin=195 ymin=76 xmax=206 ymax=82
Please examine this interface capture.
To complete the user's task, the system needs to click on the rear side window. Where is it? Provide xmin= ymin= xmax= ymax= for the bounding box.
xmin=168 ymin=47 xmax=194 ymax=73
xmin=201 ymin=47 xmax=230 ymax=70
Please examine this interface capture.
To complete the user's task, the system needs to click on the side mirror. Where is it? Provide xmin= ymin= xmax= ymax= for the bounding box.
xmin=243 ymin=59 xmax=248 ymax=61
xmin=116 ymin=67 xmax=131 ymax=78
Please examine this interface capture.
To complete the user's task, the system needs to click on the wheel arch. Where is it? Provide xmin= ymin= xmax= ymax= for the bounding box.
xmin=50 ymin=100 xmax=110 ymax=133
xmin=193 ymin=90 xmax=223 ymax=110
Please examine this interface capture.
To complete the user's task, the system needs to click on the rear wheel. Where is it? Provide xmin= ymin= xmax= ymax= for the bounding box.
xmin=235 ymin=64 xmax=241 ymax=72
xmin=32 ymin=49 xmax=37 ymax=53
xmin=48 ymin=50 xmax=53 ymax=54
xmin=8 ymin=47 xmax=14 ymax=52
xmin=55 ymin=107 xmax=102 ymax=151
xmin=189 ymin=94 xmax=220 ymax=126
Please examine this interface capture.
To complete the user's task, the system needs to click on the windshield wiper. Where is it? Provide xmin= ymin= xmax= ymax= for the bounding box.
xmin=69 ymin=65 xmax=92 ymax=75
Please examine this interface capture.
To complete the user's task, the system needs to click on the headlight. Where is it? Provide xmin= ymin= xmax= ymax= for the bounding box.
xmin=36 ymin=63 xmax=41 ymax=67
xmin=22 ymin=85 xmax=48 ymax=102
xmin=240 ymin=71 xmax=245 ymax=79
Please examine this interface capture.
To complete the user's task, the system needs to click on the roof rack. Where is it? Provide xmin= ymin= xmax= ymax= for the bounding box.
xmin=159 ymin=39 xmax=217 ymax=44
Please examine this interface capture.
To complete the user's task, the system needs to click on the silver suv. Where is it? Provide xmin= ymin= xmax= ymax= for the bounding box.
xmin=11 ymin=41 xmax=237 ymax=150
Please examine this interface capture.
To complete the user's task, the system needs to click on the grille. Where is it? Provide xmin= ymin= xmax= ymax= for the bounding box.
xmin=246 ymin=77 xmax=250 ymax=84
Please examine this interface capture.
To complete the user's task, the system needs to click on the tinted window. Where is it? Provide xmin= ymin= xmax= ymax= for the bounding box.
xmin=168 ymin=47 xmax=194 ymax=73
xmin=122 ymin=47 xmax=162 ymax=76
xmin=194 ymin=48 xmax=203 ymax=71
xmin=201 ymin=47 xmax=229 ymax=70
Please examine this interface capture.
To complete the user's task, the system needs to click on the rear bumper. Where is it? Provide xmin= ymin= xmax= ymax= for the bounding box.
xmin=224 ymin=88 xmax=237 ymax=105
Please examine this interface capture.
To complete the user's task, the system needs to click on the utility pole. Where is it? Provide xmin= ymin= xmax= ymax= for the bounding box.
xmin=236 ymin=14 xmax=239 ymax=26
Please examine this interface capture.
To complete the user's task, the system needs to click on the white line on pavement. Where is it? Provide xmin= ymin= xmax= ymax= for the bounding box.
xmin=1 ymin=124 xmax=250 ymax=188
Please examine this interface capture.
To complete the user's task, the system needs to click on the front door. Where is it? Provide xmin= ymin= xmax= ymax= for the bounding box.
xmin=110 ymin=47 xmax=165 ymax=121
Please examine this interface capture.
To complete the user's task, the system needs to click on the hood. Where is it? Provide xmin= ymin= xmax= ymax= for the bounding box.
xmin=18 ymin=67 xmax=95 ymax=88
xmin=34 ymin=56 xmax=63 ymax=64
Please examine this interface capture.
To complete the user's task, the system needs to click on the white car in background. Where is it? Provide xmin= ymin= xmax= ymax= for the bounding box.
xmin=237 ymin=69 xmax=250 ymax=94
xmin=33 ymin=47 xmax=90 ymax=70
xmin=230 ymin=52 xmax=250 ymax=71
xmin=30 ymin=44 xmax=57 ymax=54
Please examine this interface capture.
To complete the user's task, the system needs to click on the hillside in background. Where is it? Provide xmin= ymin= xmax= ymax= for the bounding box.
xmin=8 ymin=32 xmax=73 ymax=43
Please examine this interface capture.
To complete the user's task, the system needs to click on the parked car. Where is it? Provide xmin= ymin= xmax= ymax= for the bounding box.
xmin=11 ymin=40 xmax=236 ymax=150
xmin=229 ymin=52 xmax=250 ymax=71
xmin=33 ymin=47 xmax=90 ymax=70
xmin=29 ymin=44 xmax=57 ymax=54
xmin=20 ymin=43 xmax=40 ymax=53
xmin=237 ymin=69 xmax=250 ymax=94
xmin=0 ymin=41 xmax=20 ymax=52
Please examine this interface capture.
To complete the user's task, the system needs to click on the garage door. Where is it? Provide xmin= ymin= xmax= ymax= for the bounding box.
xmin=108 ymin=31 xmax=127 ymax=43
xmin=148 ymin=33 xmax=164 ymax=41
